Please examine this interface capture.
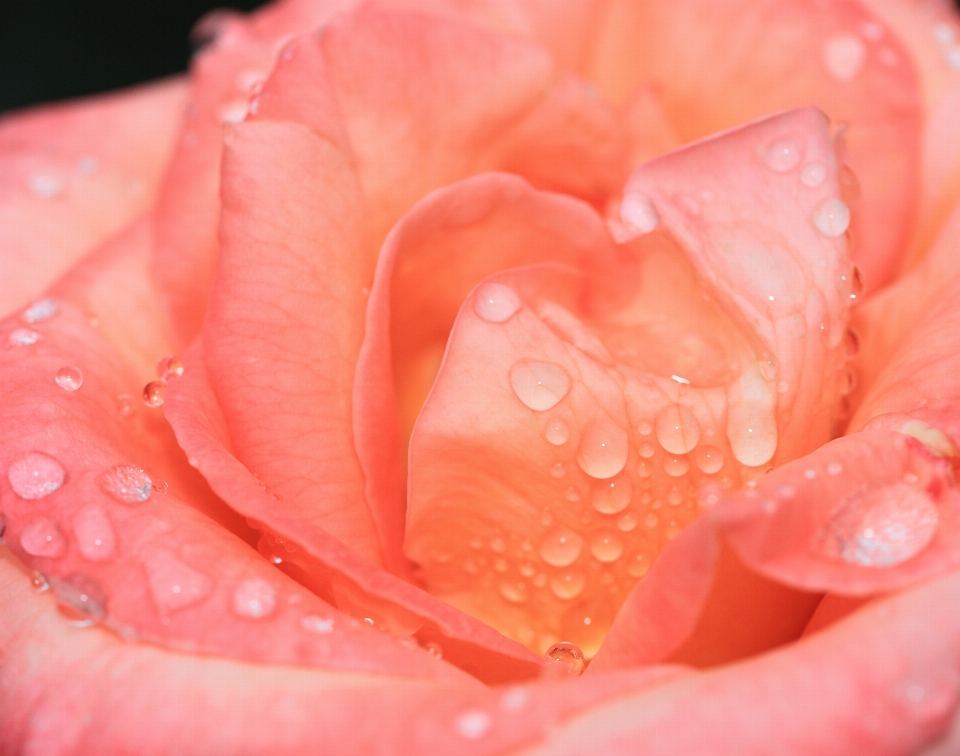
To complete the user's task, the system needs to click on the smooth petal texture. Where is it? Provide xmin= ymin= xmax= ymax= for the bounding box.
xmin=587 ymin=0 xmax=922 ymax=294
xmin=0 ymin=78 xmax=187 ymax=318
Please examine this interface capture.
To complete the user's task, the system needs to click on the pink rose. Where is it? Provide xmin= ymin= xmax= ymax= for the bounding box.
xmin=3 ymin=0 xmax=960 ymax=751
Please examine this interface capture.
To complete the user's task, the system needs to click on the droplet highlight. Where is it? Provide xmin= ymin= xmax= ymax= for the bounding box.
xmin=576 ymin=413 xmax=628 ymax=479
xmin=300 ymin=614 xmax=335 ymax=634
xmin=510 ymin=360 xmax=571 ymax=411
xmin=55 ymin=365 xmax=83 ymax=391
xmin=544 ymin=641 xmax=585 ymax=677
xmin=473 ymin=282 xmax=521 ymax=323
xmin=813 ymin=198 xmax=851 ymax=237
xmin=8 ymin=328 xmax=40 ymax=346
xmin=8 ymin=452 xmax=65 ymax=499
xmin=143 ymin=380 xmax=167 ymax=408
xmin=98 ymin=465 xmax=152 ymax=504
xmin=589 ymin=530 xmax=624 ymax=563
xmin=543 ymin=417 xmax=570 ymax=446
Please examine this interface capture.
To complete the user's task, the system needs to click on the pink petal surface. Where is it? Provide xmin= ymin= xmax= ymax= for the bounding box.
xmin=0 ymin=78 xmax=187 ymax=318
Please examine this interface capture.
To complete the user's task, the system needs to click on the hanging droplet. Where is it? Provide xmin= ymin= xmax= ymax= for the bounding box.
xmin=300 ymin=614 xmax=335 ymax=634
xmin=538 ymin=526 xmax=583 ymax=567
xmin=473 ymin=282 xmax=521 ymax=323
xmin=544 ymin=417 xmax=569 ymax=446
xmin=589 ymin=530 xmax=624 ymax=563
xmin=591 ymin=475 xmax=632 ymax=514
xmin=455 ymin=710 xmax=492 ymax=740
xmin=499 ymin=580 xmax=529 ymax=604
xmin=73 ymin=505 xmax=116 ymax=562
xmin=8 ymin=328 xmax=40 ymax=346
xmin=800 ymin=162 xmax=827 ymax=188
xmin=695 ymin=445 xmax=725 ymax=474
xmin=544 ymin=641 xmax=585 ymax=677
xmin=510 ymin=360 xmax=571 ymax=411
xmin=55 ymin=365 xmax=83 ymax=391
xmin=576 ymin=413 xmax=628 ymax=479
xmin=655 ymin=404 xmax=701 ymax=455
xmin=616 ymin=511 xmax=638 ymax=532
xmin=98 ymin=464 xmax=152 ymax=504
xmin=22 ymin=298 xmax=58 ymax=324
xmin=823 ymin=33 xmax=867 ymax=82
xmin=663 ymin=455 xmax=690 ymax=477
xmin=817 ymin=483 xmax=939 ymax=567
xmin=157 ymin=355 xmax=185 ymax=379
xmin=8 ymin=452 xmax=65 ymax=499
xmin=620 ymin=191 xmax=660 ymax=234
xmin=813 ymin=198 xmax=851 ymax=237
xmin=143 ymin=380 xmax=167 ymax=408
xmin=550 ymin=570 xmax=586 ymax=600
xmin=232 ymin=577 xmax=277 ymax=619
xmin=20 ymin=518 xmax=67 ymax=557
xmin=763 ymin=137 xmax=804 ymax=172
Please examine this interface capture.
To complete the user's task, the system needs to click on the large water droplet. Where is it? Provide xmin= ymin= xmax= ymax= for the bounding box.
xmin=543 ymin=417 xmax=570 ymax=445
xmin=8 ymin=452 xmax=65 ymax=499
xmin=143 ymin=550 xmax=213 ymax=614
xmin=300 ymin=614 xmax=335 ymax=634
xmin=576 ymin=413 xmax=628 ymax=479
xmin=473 ymin=282 xmax=521 ymax=323
xmin=818 ymin=483 xmax=939 ymax=567
xmin=800 ymin=162 xmax=827 ymax=188
xmin=143 ymin=381 xmax=167 ymax=408
xmin=591 ymin=475 xmax=632 ymax=514
xmin=763 ymin=137 xmax=804 ymax=172
xmin=55 ymin=365 xmax=83 ymax=391
xmin=22 ymin=298 xmax=58 ymax=324
xmin=73 ymin=505 xmax=116 ymax=562
xmin=538 ymin=526 xmax=583 ymax=567
xmin=455 ymin=710 xmax=492 ymax=740
xmin=655 ymin=404 xmax=701 ymax=455
xmin=8 ymin=328 xmax=40 ymax=346
xmin=620 ymin=191 xmax=660 ymax=234
xmin=823 ymin=33 xmax=867 ymax=82
xmin=510 ymin=360 xmax=571 ymax=411
xmin=663 ymin=455 xmax=690 ymax=477
xmin=550 ymin=570 xmax=586 ymax=600
xmin=813 ymin=198 xmax=851 ymax=237
xmin=20 ymin=518 xmax=67 ymax=557
xmin=544 ymin=641 xmax=585 ymax=677
xmin=590 ymin=529 xmax=624 ymax=563
xmin=98 ymin=464 xmax=152 ymax=504
xmin=232 ymin=577 xmax=277 ymax=619
xmin=695 ymin=445 xmax=725 ymax=474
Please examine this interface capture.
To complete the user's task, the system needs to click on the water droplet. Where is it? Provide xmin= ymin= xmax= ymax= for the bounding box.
xmin=663 ymin=455 xmax=690 ymax=477
xmin=54 ymin=365 xmax=83 ymax=391
xmin=8 ymin=328 xmax=40 ymax=346
xmin=655 ymin=404 xmax=701 ymax=455
xmin=422 ymin=641 xmax=443 ymax=658
xmin=550 ymin=570 xmax=586 ymax=600
xmin=98 ymin=464 xmax=152 ymax=504
xmin=232 ymin=577 xmax=277 ymax=619
xmin=300 ymin=614 xmax=335 ymax=634
xmin=8 ymin=452 xmax=65 ymax=499
xmin=616 ymin=511 xmax=638 ymax=532
xmin=800 ymin=162 xmax=827 ymax=188
xmin=22 ymin=298 xmax=57 ymax=324
xmin=638 ymin=442 xmax=656 ymax=459
xmin=620 ymin=191 xmax=659 ymax=234
xmin=804 ymin=469 xmax=817 ymax=480
xmin=544 ymin=417 xmax=569 ymax=445
xmin=576 ymin=413 xmax=628 ymax=479
xmin=644 ymin=513 xmax=659 ymax=529
xmin=143 ymin=380 xmax=167 ymax=408
xmin=28 ymin=172 xmax=64 ymax=199
xmin=143 ymin=550 xmax=213 ymax=614
xmin=827 ymin=461 xmax=844 ymax=475
xmin=473 ymin=282 xmax=521 ymax=323
xmin=591 ymin=475 xmax=632 ymax=514
xmin=544 ymin=641 xmax=585 ymax=677
xmin=590 ymin=530 xmax=624 ymax=562
xmin=499 ymin=580 xmax=529 ymax=604
xmin=695 ymin=445 xmax=724 ymax=474
xmin=636 ymin=460 xmax=653 ymax=478
xmin=813 ymin=198 xmax=850 ymax=237
xmin=823 ymin=33 xmax=867 ymax=82
xmin=667 ymin=486 xmax=684 ymax=505
xmin=73 ymin=505 xmax=116 ymax=562
xmin=20 ymin=518 xmax=66 ymax=557
xmin=549 ymin=462 xmax=566 ymax=479
xmin=763 ymin=137 xmax=804 ymax=172
xmin=32 ymin=571 xmax=49 ymax=591
xmin=51 ymin=573 xmax=106 ymax=622
xmin=500 ymin=687 xmax=529 ymax=712
xmin=637 ymin=419 xmax=653 ymax=436
xmin=818 ymin=483 xmax=939 ymax=567
xmin=777 ymin=484 xmax=796 ymax=499
xmin=490 ymin=537 xmax=507 ymax=554
xmin=455 ymin=710 xmax=492 ymax=740
xmin=153 ymin=480 xmax=169 ymax=494
xmin=538 ymin=526 xmax=583 ymax=567
xmin=510 ymin=360 xmax=571 ymax=411
xmin=157 ymin=355 xmax=185 ymax=379
xmin=563 ymin=487 xmax=581 ymax=502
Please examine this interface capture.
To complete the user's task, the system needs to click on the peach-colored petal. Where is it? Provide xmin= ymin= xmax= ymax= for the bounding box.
xmin=0 ymin=78 xmax=187 ymax=318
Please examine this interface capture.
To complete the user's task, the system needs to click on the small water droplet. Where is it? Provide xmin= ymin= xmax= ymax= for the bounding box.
xmin=663 ymin=455 xmax=690 ymax=477
xmin=32 ymin=571 xmax=49 ymax=591
xmin=510 ymin=360 xmax=571 ymax=411
xmin=813 ymin=198 xmax=850 ymax=237
xmin=538 ymin=526 xmax=583 ymax=567
xmin=777 ymin=484 xmax=796 ymax=499
xmin=455 ymin=710 xmax=492 ymax=740
xmin=422 ymin=641 xmax=443 ymax=658
xmin=143 ymin=550 xmax=213 ymax=614
xmin=590 ymin=530 xmax=624 ymax=562
xmin=550 ymin=462 xmax=566 ymax=479
xmin=544 ymin=417 xmax=569 ymax=445
xmin=232 ymin=577 xmax=277 ymax=619
xmin=616 ymin=511 xmax=638 ymax=532
xmin=818 ymin=483 xmax=939 ymax=567
xmin=667 ymin=486 xmax=684 ymax=506
xmin=544 ymin=641 xmax=585 ymax=677
xmin=800 ymin=162 xmax=827 ymax=188
xmin=20 ymin=518 xmax=67 ymax=557
xmin=550 ymin=570 xmax=586 ymax=600
xmin=499 ymin=580 xmax=529 ymax=604
xmin=500 ymin=687 xmax=529 ymax=712
xmin=22 ymin=298 xmax=58 ymax=324
xmin=563 ymin=487 xmax=581 ymax=502
xmin=73 ymin=505 xmax=116 ymax=562
xmin=655 ymin=404 xmax=701 ymax=455
xmin=804 ymin=468 xmax=817 ymax=479
xmin=827 ymin=461 xmax=844 ymax=475
xmin=577 ymin=413 xmax=628 ymax=479
xmin=823 ymin=33 xmax=867 ymax=82
xmin=644 ymin=513 xmax=659 ymax=529
xmin=636 ymin=460 xmax=653 ymax=478
xmin=300 ymin=614 xmax=335 ymax=634
xmin=763 ymin=137 xmax=804 ymax=172
xmin=98 ymin=464 xmax=152 ymax=504
xmin=695 ymin=445 xmax=724 ymax=474
xmin=156 ymin=355 xmax=185 ymax=379
xmin=638 ymin=442 xmax=656 ymax=458
xmin=620 ymin=191 xmax=659 ymax=234
xmin=153 ymin=479 xmax=169 ymax=494
xmin=54 ymin=365 xmax=83 ymax=391
xmin=8 ymin=452 xmax=66 ymax=499
xmin=637 ymin=419 xmax=653 ymax=436
xmin=591 ymin=475 xmax=632 ymax=514
xmin=8 ymin=328 xmax=40 ymax=346
xmin=143 ymin=380 xmax=167 ymax=408
xmin=473 ymin=282 xmax=521 ymax=323
xmin=218 ymin=98 xmax=249 ymax=124
xmin=28 ymin=172 xmax=64 ymax=199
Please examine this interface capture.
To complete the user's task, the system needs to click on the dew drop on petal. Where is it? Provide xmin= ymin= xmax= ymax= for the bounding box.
xmin=22 ymin=298 xmax=57 ymax=324
xmin=499 ymin=580 xmax=529 ymax=604
xmin=763 ymin=137 xmax=804 ymax=172
xmin=8 ymin=328 xmax=40 ymax=346
xmin=827 ymin=461 xmax=844 ymax=476
xmin=300 ymin=615 xmax=335 ymax=634
xmin=620 ymin=191 xmax=659 ymax=234
xmin=510 ymin=360 xmax=571 ymax=411
xmin=663 ymin=455 xmax=690 ymax=477
xmin=455 ymin=710 xmax=492 ymax=740
xmin=813 ymin=198 xmax=851 ymax=237
xmin=232 ymin=577 xmax=277 ymax=619
xmin=143 ymin=550 xmax=214 ymax=614
xmin=591 ymin=475 xmax=632 ymax=514
xmin=617 ymin=511 xmax=638 ymax=532
xmin=544 ymin=641 xmax=585 ymax=677
xmin=577 ymin=414 xmax=628 ymax=479
xmin=500 ymin=688 xmax=529 ymax=712
xmin=655 ymin=404 xmax=701 ymax=455
xmin=544 ymin=417 xmax=570 ymax=445
xmin=32 ymin=571 xmax=49 ymax=591
xmin=473 ymin=282 xmax=521 ymax=323
xmin=98 ymin=464 xmax=152 ymax=504
xmin=55 ymin=365 xmax=83 ymax=391
xmin=28 ymin=172 xmax=64 ymax=199
xmin=538 ymin=526 xmax=583 ymax=567
xmin=51 ymin=573 xmax=107 ymax=622
xmin=549 ymin=462 xmax=566 ymax=479
xmin=157 ymin=355 xmax=185 ymax=379
xmin=549 ymin=570 xmax=586 ymax=600
xmin=638 ymin=442 xmax=656 ymax=459
xmin=8 ymin=452 xmax=65 ymax=499
xmin=143 ymin=381 xmax=167 ymax=408
xmin=695 ymin=445 xmax=724 ymax=474
xmin=73 ymin=505 xmax=116 ymax=562
xmin=823 ymin=33 xmax=867 ymax=82
xmin=637 ymin=419 xmax=653 ymax=436
xmin=20 ymin=518 xmax=67 ymax=557
xmin=801 ymin=162 xmax=827 ymax=188
xmin=590 ymin=529 xmax=624 ymax=563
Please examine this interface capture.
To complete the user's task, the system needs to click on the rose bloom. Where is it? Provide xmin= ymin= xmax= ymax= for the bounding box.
xmin=3 ymin=0 xmax=960 ymax=751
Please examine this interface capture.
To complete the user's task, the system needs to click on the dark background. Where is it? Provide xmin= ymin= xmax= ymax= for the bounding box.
xmin=0 ymin=0 xmax=267 ymax=115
